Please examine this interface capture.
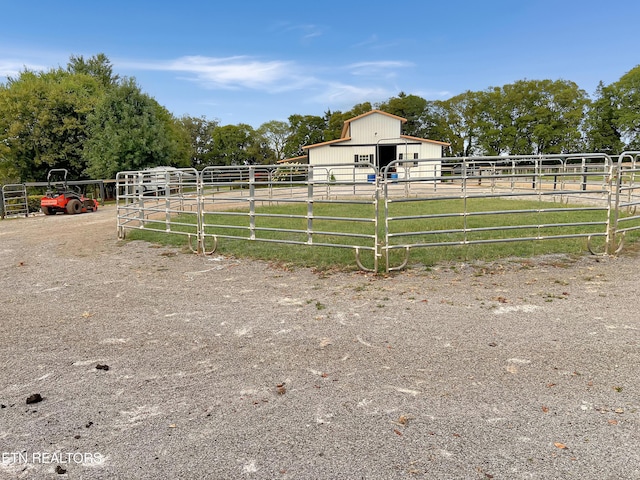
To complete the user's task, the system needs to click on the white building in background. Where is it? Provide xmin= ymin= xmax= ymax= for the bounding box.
xmin=297 ymin=110 xmax=448 ymax=182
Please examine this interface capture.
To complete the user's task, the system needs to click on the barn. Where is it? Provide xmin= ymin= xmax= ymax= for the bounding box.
xmin=300 ymin=110 xmax=448 ymax=182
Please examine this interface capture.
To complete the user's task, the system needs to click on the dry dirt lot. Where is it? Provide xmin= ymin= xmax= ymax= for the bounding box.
xmin=1 ymin=205 xmax=639 ymax=479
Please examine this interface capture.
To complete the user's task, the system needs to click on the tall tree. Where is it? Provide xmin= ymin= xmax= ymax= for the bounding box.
xmin=179 ymin=115 xmax=219 ymax=168
xmin=584 ymin=81 xmax=623 ymax=154
xmin=67 ymin=53 xmax=119 ymax=87
xmin=475 ymin=87 xmax=515 ymax=156
xmin=84 ymin=78 xmax=189 ymax=179
xmin=608 ymin=65 xmax=640 ymax=149
xmin=529 ymin=79 xmax=588 ymax=154
xmin=378 ymin=92 xmax=428 ymax=138
xmin=430 ymin=91 xmax=482 ymax=157
xmin=209 ymin=124 xmax=257 ymax=165
xmin=476 ymin=79 xmax=588 ymax=156
xmin=284 ymin=114 xmax=326 ymax=158
xmin=257 ymin=120 xmax=289 ymax=162
xmin=0 ymin=68 xmax=102 ymax=182
xmin=323 ymin=109 xmax=347 ymax=142
xmin=420 ymin=100 xmax=454 ymax=156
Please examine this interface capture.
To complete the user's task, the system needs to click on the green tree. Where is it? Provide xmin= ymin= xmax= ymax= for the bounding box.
xmin=67 ymin=53 xmax=119 ymax=88
xmin=378 ymin=92 xmax=428 ymax=138
xmin=423 ymin=92 xmax=481 ymax=157
xmin=84 ymin=78 xmax=189 ymax=179
xmin=475 ymin=87 xmax=514 ymax=156
xmin=323 ymin=109 xmax=346 ymax=142
xmin=475 ymin=79 xmax=588 ymax=156
xmin=210 ymin=124 xmax=257 ymax=165
xmin=420 ymin=80 xmax=588 ymax=157
xmin=157 ymin=104 xmax=191 ymax=169
xmin=608 ymin=65 xmax=640 ymax=149
xmin=179 ymin=115 xmax=219 ymax=168
xmin=0 ymin=68 xmax=102 ymax=182
xmin=420 ymin=100 xmax=455 ymax=156
xmin=246 ymin=127 xmax=274 ymax=165
xmin=584 ymin=82 xmax=623 ymax=154
xmin=257 ymin=120 xmax=289 ymax=162
xmin=284 ymin=114 xmax=326 ymax=158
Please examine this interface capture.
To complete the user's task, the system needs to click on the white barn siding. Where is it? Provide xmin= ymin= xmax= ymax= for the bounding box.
xmin=349 ymin=115 xmax=401 ymax=143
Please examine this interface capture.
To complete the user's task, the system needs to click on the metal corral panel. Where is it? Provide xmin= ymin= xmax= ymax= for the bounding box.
xmin=1 ymin=184 xmax=29 ymax=218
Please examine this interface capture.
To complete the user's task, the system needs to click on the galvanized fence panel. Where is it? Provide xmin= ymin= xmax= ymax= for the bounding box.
xmin=199 ymin=163 xmax=379 ymax=271
xmin=116 ymin=168 xmax=201 ymax=252
xmin=381 ymin=154 xmax=614 ymax=271
xmin=1 ymin=184 xmax=29 ymax=218
xmin=114 ymin=153 xmax=640 ymax=272
xmin=612 ymin=152 xmax=640 ymax=252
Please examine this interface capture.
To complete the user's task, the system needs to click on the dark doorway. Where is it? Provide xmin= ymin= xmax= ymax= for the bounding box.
xmin=377 ymin=145 xmax=397 ymax=172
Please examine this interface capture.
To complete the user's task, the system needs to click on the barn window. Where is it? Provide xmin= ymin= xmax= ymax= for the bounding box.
xmin=399 ymin=153 xmax=419 ymax=167
xmin=354 ymin=154 xmax=371 ymax=167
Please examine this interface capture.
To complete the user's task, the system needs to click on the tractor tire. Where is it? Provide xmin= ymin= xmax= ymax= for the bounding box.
xmin=66 ymin=199 xmax=82 ymax=215
xmin=42 ymin=206 xmax=55 ymax=215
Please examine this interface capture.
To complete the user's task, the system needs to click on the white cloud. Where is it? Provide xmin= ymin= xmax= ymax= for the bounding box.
xmin=0 ymin=60 xmax=48 ymax=78
xmin=347 ymin=61 xmax=414 ymax=76
xmin=312 ymin=82 xmax=390 ymax=105
xmin=116 ymin=55 xmax=420 ymax=100
xmin=116 ymin=54 xmax=422 ymax=111
xmin=412 ymin=88 xmax=452 ymax=98
xmin=351 ymin=35 xmax=379 ymax=49
xmin=269 ymin=22 xmax=324 ymax=41
xmin=120 ymin=55 xmax=303 ymax=91
xmin=350 ymin=35 xmax=403 ymax=51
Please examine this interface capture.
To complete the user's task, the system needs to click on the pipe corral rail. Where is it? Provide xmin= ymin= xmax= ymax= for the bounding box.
xmin=115 ymin=153 xmax=640 ymax=272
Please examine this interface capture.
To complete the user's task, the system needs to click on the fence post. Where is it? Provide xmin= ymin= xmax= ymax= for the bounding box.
xmin=608 ymin=156 xmax=625 ymax=255
xmin=249 ymin=167 xmax=256 ymax=240
xmin=307 ymin=165 xmax=314 ymax=244
xmin=197 ymin=168 xmax=204 ymax=254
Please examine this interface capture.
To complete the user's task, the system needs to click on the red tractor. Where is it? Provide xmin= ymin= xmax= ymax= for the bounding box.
xmin=40 ymin=169 xmax=99 ymax=215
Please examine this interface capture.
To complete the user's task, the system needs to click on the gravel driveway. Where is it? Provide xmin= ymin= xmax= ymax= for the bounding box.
xmin=1 ymin=205 xmax=639 ymax=479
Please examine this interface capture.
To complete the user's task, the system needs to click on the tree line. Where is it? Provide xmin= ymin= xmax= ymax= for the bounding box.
xmin=1 ymin=53 xmax=639 ymax=183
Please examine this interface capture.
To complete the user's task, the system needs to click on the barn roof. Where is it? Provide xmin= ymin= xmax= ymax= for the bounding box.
xmin=301 ymin=109 xmax=449 ymax=151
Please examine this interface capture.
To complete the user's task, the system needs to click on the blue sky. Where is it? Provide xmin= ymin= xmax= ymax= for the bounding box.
xmin=1 ymin=0 xmax=639 ymax=128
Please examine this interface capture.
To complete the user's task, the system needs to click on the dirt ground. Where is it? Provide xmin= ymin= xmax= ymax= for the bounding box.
xmin=0 ymin=205 xmax=639 ymax=479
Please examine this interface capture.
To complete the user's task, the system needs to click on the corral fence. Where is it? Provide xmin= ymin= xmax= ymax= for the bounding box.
xmin=116 ymin=153 xmax=640 ymax=272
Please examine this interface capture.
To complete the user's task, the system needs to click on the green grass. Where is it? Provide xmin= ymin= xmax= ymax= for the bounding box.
xmin=123 ymin=197 xmax=640 ymax=272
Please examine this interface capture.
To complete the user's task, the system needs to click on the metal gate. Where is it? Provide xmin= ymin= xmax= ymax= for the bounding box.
xmin=1 ymin=184 xmax=29 ymax=219
xmin=198 ymin=163 xmax=380 ymax=271
xmin=381 ymin=154 xmax=615 ymax=271
xmin=116 ymin=168 xmax=201 ymax=251
xmin=612 ymin=151 xmax=640 ymax=252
